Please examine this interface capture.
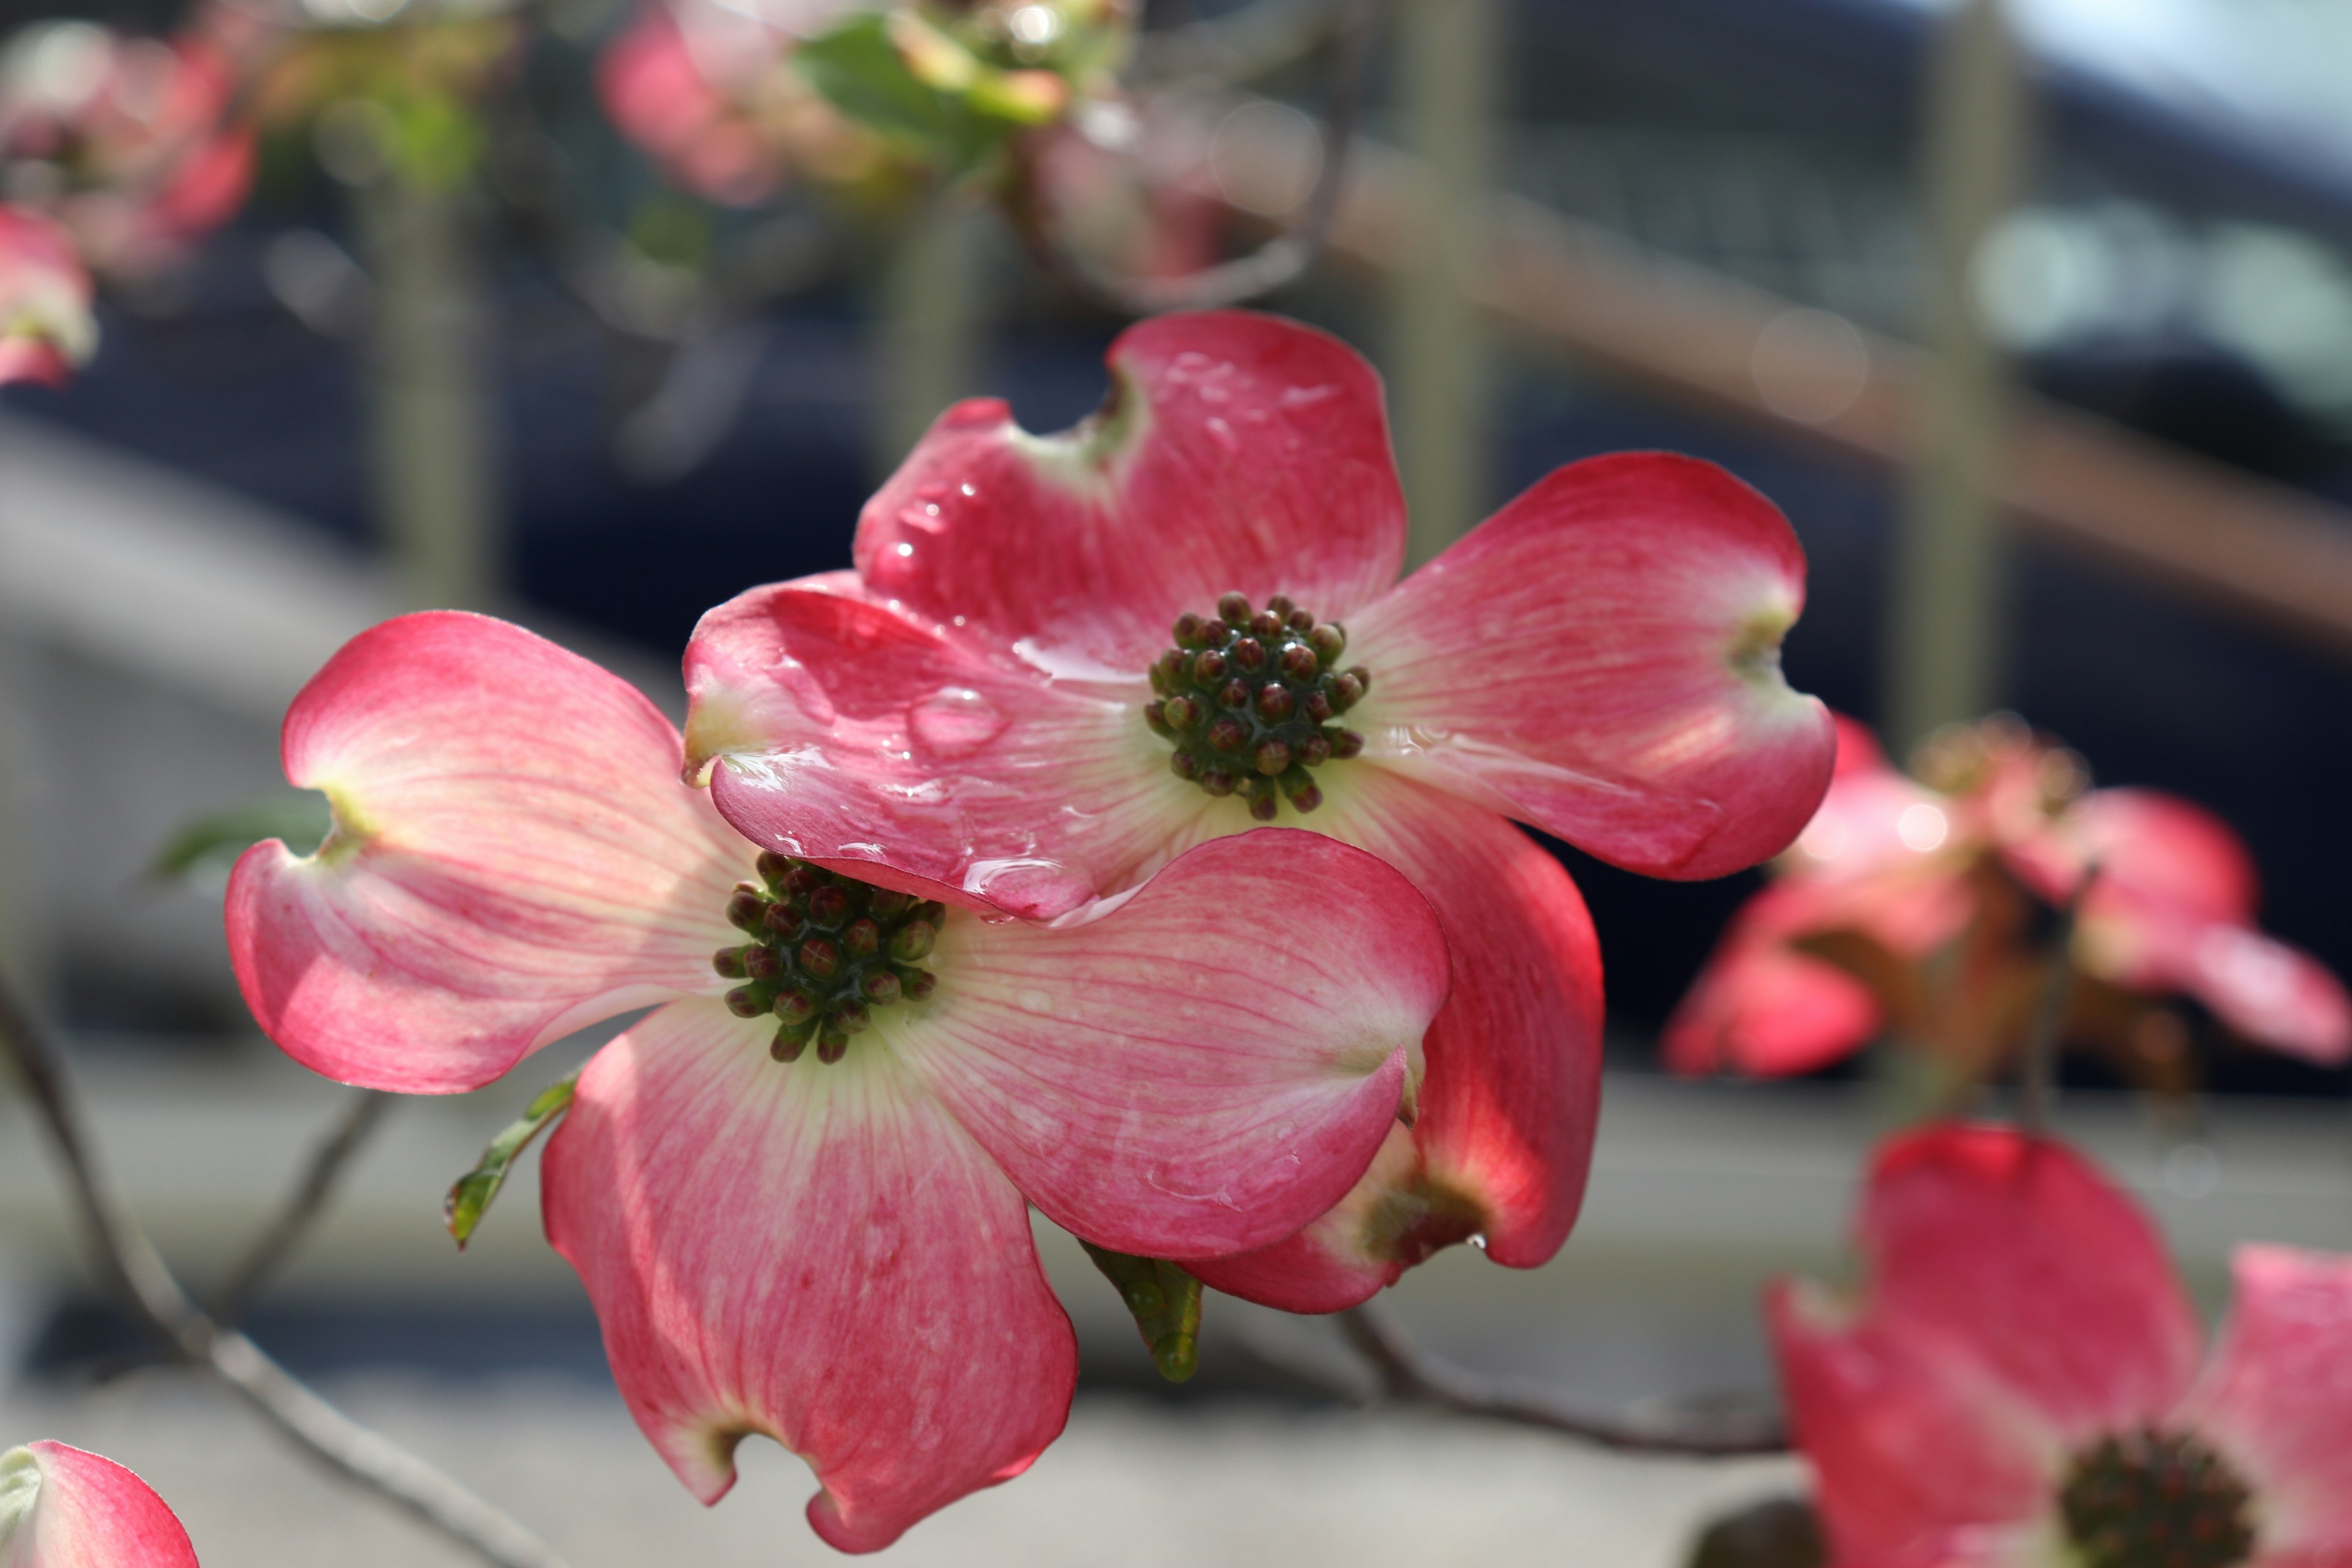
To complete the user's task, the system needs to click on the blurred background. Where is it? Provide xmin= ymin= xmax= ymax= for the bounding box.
xmin=4 ymin=0 xmax=2352 ymax=1562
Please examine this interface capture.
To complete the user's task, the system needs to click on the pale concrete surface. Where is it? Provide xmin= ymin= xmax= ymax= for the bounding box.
xmin=0 ymin=1374 xmax=1800 ymax=1567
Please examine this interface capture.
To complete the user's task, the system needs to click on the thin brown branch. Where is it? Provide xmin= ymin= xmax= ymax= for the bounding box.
xmin=1012 ymin=0 xmax=1387 ymax=314
xmin=1335 ymin=1300 xmax=1790 ymax=1458
xmin=212 ymin=1088 xmax=393 ymax=1324
xmin=0 ymin=976 xmax=571 ymax=1568
xmin=2018 ymin=860 xmax=2098 ymax=1135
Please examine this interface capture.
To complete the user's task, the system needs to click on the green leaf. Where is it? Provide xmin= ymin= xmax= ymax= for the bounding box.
xmin=794 ymin=13 xmax=1008 ymax=177
xmin=1081 ymin=1242 xmax=1202 ymax=1382
xmin=443 ymin=1074 xmax=578 ymax=1249
xmin=151 ymin=791 xmax=333 ymax=881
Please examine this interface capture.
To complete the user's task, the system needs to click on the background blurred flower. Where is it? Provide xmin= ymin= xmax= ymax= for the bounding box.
xmin=0 ymin=20 xmax=253 ymax=277
xmin=1665 ymin=714 xmax=2350 ymax=1096
xmin=1773 ymin=1123 xmax=2352 ymax=1568
xmin=224 ymin=610 xmax=1450 ymax=1551
xmin=0 ymin=1441 xmax=198 ymax=1566
xmin=681 ymin=308 xmax=1839 ymax=1313
xmin=598 ymin=0 xmax=892 ymax=206
xmin=0 ymin=202 xmax=93 ymax=385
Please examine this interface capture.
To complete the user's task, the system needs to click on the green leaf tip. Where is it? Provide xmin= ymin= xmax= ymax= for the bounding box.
xmin=151 ymin=791 xmax=333 ymax=881
xmin=1081 ymin=1242 xmax=1203 ymax=1384
xmin=443 ymin=1073 xmax=578 ymax=1250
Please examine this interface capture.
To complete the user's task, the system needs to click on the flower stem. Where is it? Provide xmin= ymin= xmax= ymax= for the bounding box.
xmin=211 ymin=1088 xmax=393 ymax=1324
xmin=0 ymin=974 xmax=571 ymax=1568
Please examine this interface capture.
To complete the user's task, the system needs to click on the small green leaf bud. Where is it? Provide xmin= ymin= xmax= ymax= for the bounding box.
xmin=1207 ymin=717 xmax=1248 ymax=753
xmin=863 ymin=970 xmax=902 ymax=1005
xmin=724 ymin=985 xmax=769 ymax=1018
xmin=1217 ymin=591 xmax=1252 ymax=624
xmin=1309 ymin=624 xmax=1346 ymax=664
xmin=806 ymin=884 xmax=851 ymax=928
xmin=800 ymin=937 xmax=842 ymax=980
xmin=712 ymin=947 xmax=751 ymax=980
xmin=1256 ymin=685 xmax=1295 ymax=722
xmin=1253 ymin=737 xmax=1291 ymax=776
xmin=890 ymin=920 xmax=937 ymax=962
xmin=1280 ymin=643 xmax=1319 ymax=680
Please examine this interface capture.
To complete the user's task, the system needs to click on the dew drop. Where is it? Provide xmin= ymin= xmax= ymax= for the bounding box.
xmin=1468 ymin=1233 xmax=1488 ymax=1251
xmin=908 ymin=688 xmax=1009 ymax=759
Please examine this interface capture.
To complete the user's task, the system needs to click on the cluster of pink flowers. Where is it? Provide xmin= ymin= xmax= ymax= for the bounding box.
xmin=1667 ymin=713 xmax=2350 ymax=1091
xmin=226 ymin=309 xmax=1841 ymax=1547
xmin=0 ymin=17 xmax=254 ymax=390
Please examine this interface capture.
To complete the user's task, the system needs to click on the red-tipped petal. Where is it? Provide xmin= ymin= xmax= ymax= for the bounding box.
xmin=543 ymin=1000 xmax=1076 ymax=1555
xmin=227 ymin=612 xmax=752 ymax=1094
xmin=1194 ymin=774 xmax=1602 ymax=1306
xmin=854 ymin=311 xmax=1408 ymax=669
xmin=1346 ymin=453 xmax=1836 ymax=880
xmin=1860 ymin=1126 xmax=2202 ymax=1439
xmin=685 ymin=575 xmax=1200 ymax=922
xmin=2180 ymin=1246 xmax=2352 ymax=1554
xmin=0 ymin=1441 xmax=199 ymax=1567
xmin=1768 ymin=1279 xmax=2057 ymax=1566
xmin=898 ymin=829 xmax=1444 ymax=1259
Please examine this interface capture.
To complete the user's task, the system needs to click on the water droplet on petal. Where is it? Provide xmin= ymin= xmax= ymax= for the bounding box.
xmin=908 ymin=688 xmax=1008 ymax=759
xmin=1468 ymin=1233 xmax=1488 ymax=1251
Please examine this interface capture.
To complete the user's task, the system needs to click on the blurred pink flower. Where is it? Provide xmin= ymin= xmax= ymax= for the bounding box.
xmin=599 ymin=0 xmax=883 ymax=205
xmin=1665 ymin=715 xmax=2350 ymax=1082
xmin=224 ymin=611 xmax=1449 ymax=1551
xmin=0 ymin=203 xmax=93 ymax=386
xmin=0 ymin=22 xmax=253 ymax=277
xmin=1774 ymin=1123 xmax=2352 ymax=1568
xmin=0 ymin=1441 xmax=198 ymax=1566
xmin=681 ymin=309 xmax=1838 ymax=1311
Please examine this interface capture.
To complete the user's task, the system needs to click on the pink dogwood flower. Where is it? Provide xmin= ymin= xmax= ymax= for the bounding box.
xmin=0 ymin=1441 xmax=198 ymax=1566
xmin=1665 ymin=715 xmax=2350 ymax=1088
xmin=598 ymin=0 xmax=885 ymax=206
xmin=224 ymin=611 xmax=1449 ymax=1551
xmin=0 ymin=204 xmax=93 ymax=386
xmin=680 ymin=309 xmax=1837 ymax=1311
xmin=0 ymin=22 xmax=253 ymax=277
xmin=1774 ymin=1123 xmax=2352 ymax=1568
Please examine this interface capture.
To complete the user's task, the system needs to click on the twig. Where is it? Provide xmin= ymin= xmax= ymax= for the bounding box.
xmin=2018 ymin=860 xmax=2098 ymax=1135
xmin=1010 ymin=0 xmax=1387 ymax=314
xmin=1335 ymin=1301 xmax=1790 ymax=1458
xmin=0 ymin=976 xmax=571 ymax=1568
xmin=211 ymin=1088 xmax=393 ymax=1325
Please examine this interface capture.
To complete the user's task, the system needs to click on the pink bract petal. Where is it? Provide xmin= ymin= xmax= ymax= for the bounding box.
xmin=1193 ymin=774 xmax=1602 ymax=1306
xmin=685 ymin=575 xmax=1200 ymax=922
xmin=2180 ymin=1246 xmax=2352 ymax=1554
xmin=0 ymin=1441 xmax=199 ymax=1567
xmin=1662 ymin=892 xmax=1882 ymax=1078
xmin=2075 ymin=789 xmax=2260 ymax=923
xmin=894 ymin=829 xmax=1444 ymax=1259
xmin=1861 ymin=1126 xmax=2203 ymax=1441
xmin=1346 ymin=453 xmax=1836 ymax=880
xmin=853 ymin=311 xmax=1408 ymax=669
xmin=1768 ymin=1278 xmax=2059 ymax=1566
xmin=2082 ymin=895 xmax=2352 ymax=1065
xmin=543 ymin=999 xmax=1076 ymax=1555
xmin=227 ymin=613 xmax=753 ymax=1094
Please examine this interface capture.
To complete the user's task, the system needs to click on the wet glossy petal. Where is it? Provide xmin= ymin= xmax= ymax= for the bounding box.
xmin=684 ymin=575 xmax=1200 ymax=922
xmin=1193 ymin=774 xmax=1603 ymax=1306
xmin=1770 ymin=1278 xmax=2059 ymax=1567
xmin=543 ymin=1000 xmax=1076 ymax=1555
xmin=1860 ymin=1126 xmax=2202 ymax=1440
xmin=0 ymin=1441 xmax=199 ymax=1567
xmin=853 ymin=311 xmax=1408 ymax=668
xmin=895 ymin=829 xmax=1446 ymax=1259
xmin=227 ymin=613 xmax=751 ymax=1095
xmin=1346 ymin=453 xmax=1836 ymax=880
xmin=2179 ymin=1246 xmax=2352 ymax=1553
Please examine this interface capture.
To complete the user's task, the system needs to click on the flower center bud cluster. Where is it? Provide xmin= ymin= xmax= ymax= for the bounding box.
xmin=1144 ymin=591 xmax=1368 ymax=821
xmin=714 ymin=852 xmax=944 ymax=1065
xmin=2059 ymin=1426 xmax=2255 ymax=1568
xmin=1912 ymin=712 xmax=2089 ymax=816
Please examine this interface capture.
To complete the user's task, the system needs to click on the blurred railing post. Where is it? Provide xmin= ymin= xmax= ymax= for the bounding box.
xmin=874 ymin=198 xmax=984 ymax=479
xmin=356 ymin=172 xmax=499 ymax=612
xmin=1885 ymin=0 xmax=2032 ymax=753
xmin=1387 ymin=0 xmax=1499 ymax=567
